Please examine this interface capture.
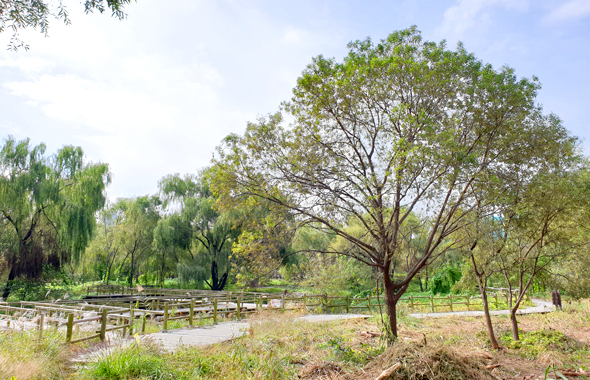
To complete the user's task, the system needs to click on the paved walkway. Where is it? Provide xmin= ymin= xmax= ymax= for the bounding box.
xmin=409 ymin=298 xmax=554 ymax=319
xmin=71 ymin=313 xmax=369 ymax=364
xmin=144 ymin=313 xmax=369 ymax=350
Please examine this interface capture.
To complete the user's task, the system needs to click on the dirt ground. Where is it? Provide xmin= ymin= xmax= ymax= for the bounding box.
xmin=298 ymin=300 xmax=590 ymax=380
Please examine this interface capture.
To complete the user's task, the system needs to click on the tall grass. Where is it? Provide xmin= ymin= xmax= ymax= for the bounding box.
xmin=79 ymin=311 xmax=386 ymax=380
xmin=0 ymin=328 xmax=69 ymax=380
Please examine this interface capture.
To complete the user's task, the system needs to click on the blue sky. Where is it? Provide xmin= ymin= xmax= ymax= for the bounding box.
xmin=1 ymin=0 xmax=589 ymax=200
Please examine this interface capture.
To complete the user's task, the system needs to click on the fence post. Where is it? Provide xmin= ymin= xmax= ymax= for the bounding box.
xmin=189 ymin=299 xmax=195 ymax=327
xmin=494 ymin=293 xmax=498 ymax=308
xmin=163 ymin=302 xmax=169 ymax=331
xmin=66 ymin=313 xmax=74 ymax=343
xmin=38 ymin=313 xmax=44 ymax=341
xmin=141 ymin=314 xmax=146 ymax=334
xmin=213 ymin=298 xmax=218 ymax=323
xmin=430 ymin=295 xmax=434 ymax=313
xmin=236 ymin=297 xmax=241 ymax=320
xmin=281 ymin=294 xmax=285 ymax=312
xmin=367 ymin=296 xmax=372 ymax=312
xmin=129 ymin=306 xmax=134 ymax=336
xmin=258 ymin=295 xmax=263 ymax=312
xmin=410 ymin=295 xmax=414 ymax=310
xmin=466 ymin=295 xmax=470 ymax=310
xmin=303 ymin=294 xmax=307 ymax=309
xmin=323 ymin=294 xmax=328 ymax=313
xmin=345 ymin=296 xmax=350 ymax=314
xmin=100 ymin=309 xmax=107 ymax=341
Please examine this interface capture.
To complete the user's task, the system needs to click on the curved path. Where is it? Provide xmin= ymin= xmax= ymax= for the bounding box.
xmin=71 ymin=313 xmax=369 ymax=364
xmin=409 ymin=298 xmax=554 ymax=319
xmin=142 ymin=313 xmax=369 ymax=351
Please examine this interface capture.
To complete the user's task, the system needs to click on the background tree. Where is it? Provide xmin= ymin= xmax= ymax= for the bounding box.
xmin=81 ymin=203 xmax=123 ymax=284
xmin=0 ymin=136 xmax=110 ymax=297
xmin=456 ymin=213 xmax=504 ymax=349
xmin=226 ymin=196 xmax=297 ymax=287
xmin=114 ymin=195 xmax=160 ymax=287
xmin=0 ymin=0 xmax=136 ymax=50
xmin=497 ymin=168 xmax=586 ymax=341
xmin=159 ymin=171 xmax=240 ymax=291
xmin=214 ymin=27 xmax=575 ymax=338
xmin=152 ymin=215 xmax=190 ymax=287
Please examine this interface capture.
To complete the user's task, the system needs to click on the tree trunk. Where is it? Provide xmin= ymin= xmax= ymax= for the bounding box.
xmin=2 ymin=266 xmax=15 ymax=299
xmin=418 ymin=275 xmax=424 ymax=292
xmin=510 ymin=310 xmax=519 ymax=341
xmin=478 ymin=280 xmax=500 ymax=349
xmin=129 ymin=251 xmax=134 ymax=288
xmin=382 ymin=268 xmax=398 ymax=340
xmin=469 ymin=249 xmax=500 ymax=350
xmin=209 ymin=260 xmax=228 ymax=291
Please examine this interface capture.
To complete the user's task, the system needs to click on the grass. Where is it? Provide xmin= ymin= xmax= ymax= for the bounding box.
xmin=0 ymin=328 xmax=70 ymax=380
xmin=2 ymin=296 xmax=589 ymax=379
xmin=76 ymin=311 xmax=387 ymax=380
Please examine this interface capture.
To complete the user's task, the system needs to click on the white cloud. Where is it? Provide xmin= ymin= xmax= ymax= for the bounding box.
xmin=436 ymin=0 xmax=529 ymax=39
xmin=281 ymin=26 xmax=309 ymax=45
xmin=0 ymin=56 xmax=53 ymax=73
xmin=544 ymin=0 xmax=590 ymax=24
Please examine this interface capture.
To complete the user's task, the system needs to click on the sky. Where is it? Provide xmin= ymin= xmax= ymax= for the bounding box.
xmin=1 ymin=0 xmax=589 ymax=200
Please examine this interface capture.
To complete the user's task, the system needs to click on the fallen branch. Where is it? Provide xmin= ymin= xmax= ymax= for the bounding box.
xmin=486 ymin=364 xmax=501 ymax=370
xmin=375 ymin=362 xmax=401 ymax=380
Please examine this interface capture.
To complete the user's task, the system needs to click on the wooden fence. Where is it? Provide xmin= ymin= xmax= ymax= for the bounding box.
xmin=0 ymin=286 xmax=524 ymax=345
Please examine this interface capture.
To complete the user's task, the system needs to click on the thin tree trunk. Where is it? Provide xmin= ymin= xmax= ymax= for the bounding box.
xmin=477 ymin=276 xmax=500 ymax=349
xmin=510 ymin=311 xmax=519 ymax=341
xmin=129 ymin=250 xmax=134 ymax=288
xmin=469 ymin=247 xmax=500 ymax=349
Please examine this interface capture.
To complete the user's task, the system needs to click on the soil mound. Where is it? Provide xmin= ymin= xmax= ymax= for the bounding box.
xmin=365 ymin=342 xmax=495 ymax=380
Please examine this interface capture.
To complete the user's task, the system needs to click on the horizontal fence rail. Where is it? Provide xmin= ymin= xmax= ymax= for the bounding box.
xmin=0 ymin=286 xmax=527 ymax=344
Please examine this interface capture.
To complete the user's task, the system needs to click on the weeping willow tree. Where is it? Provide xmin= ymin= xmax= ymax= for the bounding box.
xmin=0 ymin=136 xmax=110 ymax=297
xmin=159 ymin=170 xmax=240 ymax=291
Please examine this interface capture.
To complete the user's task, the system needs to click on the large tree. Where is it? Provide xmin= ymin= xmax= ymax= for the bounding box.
xmin=214 ymin=27 xmax=576 ymax=338
xmin=0 ymin=0 xmax=136 ymax=50
xmin=0 ymin=136 xmax=110 ymax=297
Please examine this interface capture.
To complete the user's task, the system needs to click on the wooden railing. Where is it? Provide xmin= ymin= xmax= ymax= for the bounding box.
xmin=0 ymin=287 xmax=526 ymax=344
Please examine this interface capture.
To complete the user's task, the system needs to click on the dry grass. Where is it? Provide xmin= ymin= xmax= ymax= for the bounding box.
xmin=0 ymin=328 xmax=71 ymax=379
xmin=364 ymin=342 xmax=496 ymax=380
xmin=0 ymin=354 xmax=42 ymax=380
xmin=4 ymin=300 xmax=589 ymax=379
